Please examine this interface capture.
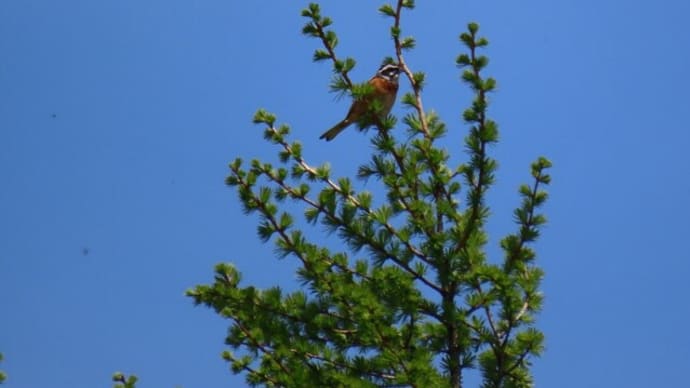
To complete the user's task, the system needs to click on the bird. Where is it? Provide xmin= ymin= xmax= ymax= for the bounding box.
xmin=320 ymin=63 xmax=401 ymax=141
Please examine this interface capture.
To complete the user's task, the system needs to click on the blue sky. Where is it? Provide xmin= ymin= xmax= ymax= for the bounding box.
xmin=2 ymin=1 xmax=689 ymax=387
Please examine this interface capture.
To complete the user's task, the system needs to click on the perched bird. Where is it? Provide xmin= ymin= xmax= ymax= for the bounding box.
xmin=320 ymin=63 xmax=401 ymax=141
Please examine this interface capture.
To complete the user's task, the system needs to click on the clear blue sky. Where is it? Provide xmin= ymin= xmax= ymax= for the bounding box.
xmin=2 ymin=1 xmax=689 ymax=387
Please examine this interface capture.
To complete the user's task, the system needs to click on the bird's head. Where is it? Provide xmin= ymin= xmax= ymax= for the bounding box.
xmin=376 ymin=63 xmax=401 ymax=82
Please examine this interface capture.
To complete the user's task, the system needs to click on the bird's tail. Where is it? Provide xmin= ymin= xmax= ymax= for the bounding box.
xmin=319 ymin=120 xmax=350 ymax=141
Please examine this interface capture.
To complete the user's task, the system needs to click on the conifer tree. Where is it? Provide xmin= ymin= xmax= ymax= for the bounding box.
xmin=0 ymin=353 xmax=6 ymax=384
xmin=188 ymin=2 xmax=552 ymax=387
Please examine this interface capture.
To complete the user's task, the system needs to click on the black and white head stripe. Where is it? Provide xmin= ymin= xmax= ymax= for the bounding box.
xmin=377 ymin=63 xmax=401 ymax=80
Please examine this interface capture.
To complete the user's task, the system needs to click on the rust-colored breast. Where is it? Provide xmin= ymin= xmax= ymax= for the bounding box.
xmin=369 ymin=76 xmax=398 ymax=115
xmin=370 ymin=76 xmax=399 ymax=94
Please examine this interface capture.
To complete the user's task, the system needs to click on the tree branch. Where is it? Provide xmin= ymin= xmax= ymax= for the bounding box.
xmin=392 ymin=0 xmax=428 ymax=136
